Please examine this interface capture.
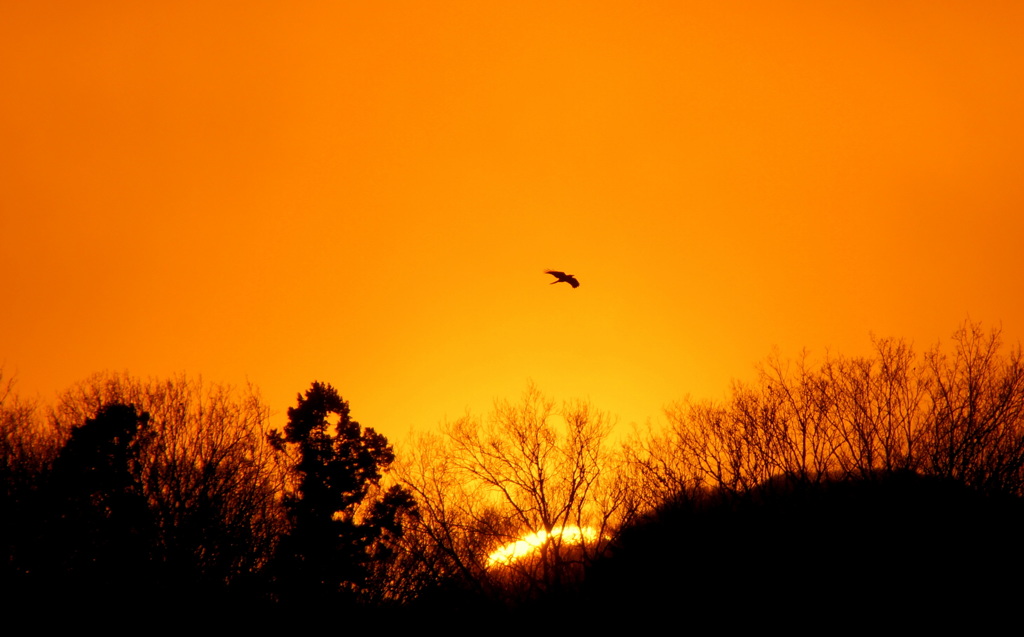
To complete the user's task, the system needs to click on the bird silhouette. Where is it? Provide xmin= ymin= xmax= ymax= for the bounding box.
xmin=545 ymin=270 xmax=580 ymax=288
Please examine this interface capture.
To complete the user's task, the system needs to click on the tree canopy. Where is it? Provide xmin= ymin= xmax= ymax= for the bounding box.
xmin=268 ymin=381 xmax=415 ymax=606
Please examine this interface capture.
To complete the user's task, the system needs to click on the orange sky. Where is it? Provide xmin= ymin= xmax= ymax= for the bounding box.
xmin=3 ymin=1 xmax=1023 ymax=441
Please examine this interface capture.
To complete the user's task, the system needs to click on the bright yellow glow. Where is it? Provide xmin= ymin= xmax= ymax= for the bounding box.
xmin=486 ymin=525 xmax=600 ymax=568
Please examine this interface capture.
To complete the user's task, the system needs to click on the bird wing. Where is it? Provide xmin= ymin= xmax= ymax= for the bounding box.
xmin=545 ymin=270 xmax=568 ymax=279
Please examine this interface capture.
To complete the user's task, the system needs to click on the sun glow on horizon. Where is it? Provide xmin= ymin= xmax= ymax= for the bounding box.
xmin=486 ymin=525 xmax=602 ymax=568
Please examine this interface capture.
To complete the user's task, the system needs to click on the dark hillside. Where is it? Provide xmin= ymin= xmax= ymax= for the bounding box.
xmin=576 ymin=471 xmax=1024 ymax=629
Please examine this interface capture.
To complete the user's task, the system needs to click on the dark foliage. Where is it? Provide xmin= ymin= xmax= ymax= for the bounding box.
xmin=49 ymin=403 xmax=154 ymax=575
xmin=42 ymin=373 xmax=286 ymax=595
xmin=267 ymin=381 xmax=415 ymax=609
xmin=4 ymin=403 xmax=162 ymax=617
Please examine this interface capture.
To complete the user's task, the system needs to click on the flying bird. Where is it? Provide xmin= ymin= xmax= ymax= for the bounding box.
xmin=545 ymin=270 xmax=580 ymax=288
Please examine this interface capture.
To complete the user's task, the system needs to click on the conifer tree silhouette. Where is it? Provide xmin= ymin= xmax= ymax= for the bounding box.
xmin=268 ymin=382 xmax=414 ymax=607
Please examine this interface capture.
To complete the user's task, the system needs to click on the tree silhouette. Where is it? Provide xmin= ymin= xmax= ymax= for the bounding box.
xmin=49 ymin=373 xmax=284 ymax=593
xmin=626 ymin=322 xmax=1024 ymax=505
xmin=396 ymin=385 xmax=626 ymax=606
xmin=1 ymin=371 xmax=54 ymax=586
xmin=39 ymin=403 xmax=158 ymax=608
xmin=268 ymin=382 xmax=415 ymax=608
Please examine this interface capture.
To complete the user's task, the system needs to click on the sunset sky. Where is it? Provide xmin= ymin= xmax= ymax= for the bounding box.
xmin=3 ymin=1 xmax=1023 ymax=441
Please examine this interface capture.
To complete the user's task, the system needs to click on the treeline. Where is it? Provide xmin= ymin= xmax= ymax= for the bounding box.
xmin=1 ymin=375 xmax=286 ymax=617
xmin=2 ymin=322 xmax=1023 ymax=623
xmin=627 ymin=322 xmax=1024 ymax=504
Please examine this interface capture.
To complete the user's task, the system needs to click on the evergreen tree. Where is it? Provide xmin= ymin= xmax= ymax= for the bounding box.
xmin=269 ymin=382 xmax=414 ymax=607
xmin=42 ymin=403 xmax=157 ymax=608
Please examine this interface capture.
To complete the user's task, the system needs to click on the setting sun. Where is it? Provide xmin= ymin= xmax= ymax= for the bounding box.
xmin=486 ymin=525 xmax=603 ymax=568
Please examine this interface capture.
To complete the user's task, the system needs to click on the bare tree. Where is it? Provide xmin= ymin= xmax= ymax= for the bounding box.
xmin=818 ymin=337 xmax=929 ymax=477
xmin=923 ymin=323 xmax=1024 ymax=494
xmin=50 ymin=372 xmax=286 ymax=587
xmin=0 ymin=369 xmax=52 ymax=480
xmin=395 ymin=385 xmax=625 ymax=601
xmin=629 ymin=322 xmax=1024 ymax=505
xmin=1 ymin=369 xmax=56 ymax=580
